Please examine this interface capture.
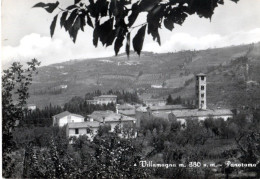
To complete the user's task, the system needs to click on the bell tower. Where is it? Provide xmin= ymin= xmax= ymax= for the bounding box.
xmin=196 ymin=73 xmax=206 ymax=110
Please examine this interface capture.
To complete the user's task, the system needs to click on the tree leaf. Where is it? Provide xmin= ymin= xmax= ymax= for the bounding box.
xmin=128 ymin=2 xmax=139 ymax=27
xmin=64 ymin=9 xmax=78 ymax=31
xmin=69 ymin=16 xmax=81 ymax=43
xmin=33 ymin=1 xmax=60 ymax=13
xmin=114 ymin=35 xmax=124 ymax=56
xmin=93 ymin=21 xmax=100 ymax=47
xmin=125 ymin=32 xmax=130 ymax=57
xmin=99 ymin=18 xmax=114 ymax=46
xmin=32 ymin=2 xmax=46 ymax=8
xmin=80 ymin=14 xmax=86 ymax=31
xmin=164 ymin=18 xmax=174 ymax=31
xmin=60 ymin=11 xmax=68 ymax=28
xmin=50 ymin=15 xmax=58 ymax=37
xmin=133 ymin=24 xmax=146 ymax=56
xmin=86 ymin=14 xmax=93 ymax=28
xmin=106 ymin=30 xmax=116 ymax=47
xmin=109 ymin=0 xmax=118 ymax=17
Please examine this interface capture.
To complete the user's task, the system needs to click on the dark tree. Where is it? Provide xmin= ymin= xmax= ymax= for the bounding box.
xmin=2 ymin=59 xmax=40 ymax=177
xmin=33 ymin=0 xmax=239 ymax=56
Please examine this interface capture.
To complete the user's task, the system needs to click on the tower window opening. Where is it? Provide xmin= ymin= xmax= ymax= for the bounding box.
xmin=201 ymin=86 xmax=205 ymax=90
xmin=201 ymin=94 xmax=204 ymax=98
xmin=75 ymin=128 xmax=79 ymax=134
xmin=201 ymin=76 xmax=204 ymax=80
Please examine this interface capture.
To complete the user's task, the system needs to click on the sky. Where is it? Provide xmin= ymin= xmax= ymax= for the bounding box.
xmin=1 ymin=0 xmax=260 ymax=67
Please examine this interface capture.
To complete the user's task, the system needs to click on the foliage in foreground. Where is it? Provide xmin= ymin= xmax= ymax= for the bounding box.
xmin=2 ymin=59 xmax=40 ymax=177
xmin=33 ymin=0 xmax=239 ymax=56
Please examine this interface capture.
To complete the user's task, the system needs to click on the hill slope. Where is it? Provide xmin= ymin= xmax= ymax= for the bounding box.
xmin=28 ymin=42 xmax=260 ymax=108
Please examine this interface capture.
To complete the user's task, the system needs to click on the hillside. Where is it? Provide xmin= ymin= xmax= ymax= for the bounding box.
xmin=28 ymin=42 xmax=260 ymax=108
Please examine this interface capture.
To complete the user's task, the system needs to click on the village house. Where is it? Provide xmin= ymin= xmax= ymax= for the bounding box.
xmin=143 ymin=98 xmax=167 ymax=106
xmin=52 ymin=111 xmax=85 ymax=127
xmin=86 ymin=95 xmax=117 ymax=105
xmin=117 ymin=103 xmax=136 ymax=117
xmin=26 ymin=104 xmax=37 ymax=111
xmin=66 ymin=121 xmax=100 ymax=140
xmin=66 ymin=110 xmax=137 ymax=140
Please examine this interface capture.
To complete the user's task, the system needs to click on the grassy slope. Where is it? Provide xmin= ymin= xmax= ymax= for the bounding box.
xmin=28 ymin=43 xmax=260 ymax=108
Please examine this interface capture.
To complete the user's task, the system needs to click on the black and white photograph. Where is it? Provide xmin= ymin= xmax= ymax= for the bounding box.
xmin=1 ymin=0 xmax=260 ymax=178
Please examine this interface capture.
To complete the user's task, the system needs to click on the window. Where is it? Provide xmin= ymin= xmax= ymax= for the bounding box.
xmin=201 ymin=76 xmax=204 ymax=81
xmin=201 ymin=94 xmax=204 ymax=98
xmin=75 ymin=128 xmax=79 ymax=134
xmin=86 ymin=128 xmax=91 ymax=134
xmin=201 ymin=100 xmax=204 ymax=104
xmin=201 ymin=85 xmax=205 ymax=90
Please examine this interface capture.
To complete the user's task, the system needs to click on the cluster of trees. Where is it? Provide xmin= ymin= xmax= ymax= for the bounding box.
xmin=138 ymin=111 xmax=260 ymax=178
xmin=85 ymin=89 xmax=141 ymax=104
xmin=107 ymin=89 xmax=141 ymax=104
xmin=64 ymin=96 xmax=116 ymax=115
xmin=166 ymin=95 xmax=182 ymax=105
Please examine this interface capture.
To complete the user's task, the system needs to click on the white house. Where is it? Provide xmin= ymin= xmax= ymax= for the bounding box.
xmin=86 ymin=95 xmax=117 ymax=105
xmin=66 ymin=121 xmax=100 ymax=140
xmin=52 ymin=111 xmax=85 ymax=127
xmin=27 ymin=104 xmax=37 ymax=111
xmin=143 ymin=98 xmax=166 ymax=106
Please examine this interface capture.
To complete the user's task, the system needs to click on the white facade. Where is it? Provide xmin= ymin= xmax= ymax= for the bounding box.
xmin=196 ymin=73 xmax=207 ymax=110
xmin=94 ymin=95 xmax=117 ymax=105
xmin=27 ymin=104 xmax=36 ymax=111
xmin=86 ymin=95 xmax=117 ymax=105
xmin=53 ymin=111 xmax=85 ymax=127
xmin=67 ymin=126 xmax=99 ymax=141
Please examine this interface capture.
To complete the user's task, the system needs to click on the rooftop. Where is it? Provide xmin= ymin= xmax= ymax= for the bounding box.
xmin=152 ymin=109 xmax=233 ymax=119
xmin=67 ymin=121 xmax=100 ymax=128
xmin=118 ymin=109 xmax=136 ymax=116
xmin=53 ymin=111 xmax=85 ymax=119
xmin=196 ymin=73 xmax=206 ymax=76
xmin=95 ymin=95 xmax=117 ymax=98
xmin=149 ymin=105 xmax=187 ymax=111
xmin=117 ymin=103 xmax=135 ymax=110
xmin=88 ymin=110 xmax=136 ymax=122
xmin=144 ymin=99 xmax=166 ymax=102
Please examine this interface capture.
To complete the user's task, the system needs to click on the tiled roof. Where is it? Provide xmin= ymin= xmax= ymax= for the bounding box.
xmin=196 ymin=73 xmax=206 ymax=76
xmin=88 ymin=110 xmax=136 ymax=122
xmin=172 ymin=109 xmax=233 ymax=118
xmin=95 ymin=95 xmax=117 ymax=98
xmin=67 ymin=121 xmax=100 ymax=128
xmin=53 ymin=111 xmax=85 ymax=119
xmin=136 ymin=106 xmax=148 ymax=112
xmin=117 ymin=104 xmax=135 ymax=110
xmin=152 ymin=109 xmax=233 ymax=119
xmin=118 ymin=109 xmax=136 ymax=116
xmin=144 ymin=99 xmax=166 ymax=102
xmin=149 ymin=105 xmax=187 ymax=111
